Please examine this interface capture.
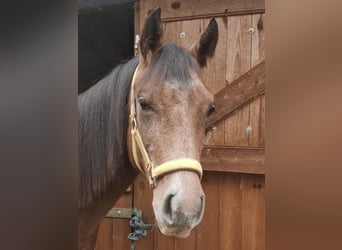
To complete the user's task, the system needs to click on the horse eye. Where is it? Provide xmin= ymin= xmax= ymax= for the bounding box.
xmin=138 ymin=97 xmax=151 ymax=110
xmin=207 ymin=104 xmax=216 ymax=116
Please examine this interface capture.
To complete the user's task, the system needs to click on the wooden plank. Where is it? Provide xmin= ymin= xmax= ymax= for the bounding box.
xmin=175 ymin=230 xmax=196 ymax=250
xmin=206 ymin=60 xmax=265 ymax=129
xmin=133 ymin=174 xmax=155 ymax=249
xmin=196 ymin=172 xmax=220 ymax=250
xmin=242 ymin=174 xmax=265 ymax=250
xmin=140 ymin=0 xmax=265 ymax=22
xmin=94 ymin=218 xmax=112 ymax=250
xmin=154 ymin=231 xmax=175 ymax=250
xmin=219 ymin=173 xmax=243 ymax=249
xmin=201 ymin=146 xmax=265 ymax=174
xmin=134 ymin=1 xmax=140 ymax=35
xmin=226 ymin=15 xmax=252 ymax=84
xmin=259 ymin=95 xmax=265 ymax=147
xmin=179 ymin=19 xmax=202 ymax=48
xmin=248 ymin=97 xmax=262 ymax=147
xmin=251 ymin=14 xmax=265 ymax=67
xmin=112 ymin=192 xmax=132 ymax=250
xmin=224 ymin=105 xmax=250 ymax=147
xmin=201 ymin=17 xmax=228 ymax=95
xmin=163 ymin=21 xmax=182 ymax=44
xmin=205 ymin=120 xmax=225 ymax=146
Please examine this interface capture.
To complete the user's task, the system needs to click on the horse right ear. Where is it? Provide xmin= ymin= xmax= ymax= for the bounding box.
xmin=139 ymin=7 xmax=163 ymax=66
xmin=190 ymin=18 xmax=218 ymax=67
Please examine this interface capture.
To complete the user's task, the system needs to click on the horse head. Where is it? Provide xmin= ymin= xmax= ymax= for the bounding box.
xmin=128 ymin=7 xmax=218 ymax=238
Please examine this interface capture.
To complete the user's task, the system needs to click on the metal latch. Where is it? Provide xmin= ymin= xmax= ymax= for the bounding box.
xmin=105 ymin=208 xmax=142 ymax=219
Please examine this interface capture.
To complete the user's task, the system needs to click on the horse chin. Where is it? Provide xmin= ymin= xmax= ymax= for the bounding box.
xmin=158 ymin=223 xmax=193 ymax=238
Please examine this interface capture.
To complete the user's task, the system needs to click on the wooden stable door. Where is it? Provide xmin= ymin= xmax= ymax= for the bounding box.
xmin=95 ymin=0 xmax=265 ymax=249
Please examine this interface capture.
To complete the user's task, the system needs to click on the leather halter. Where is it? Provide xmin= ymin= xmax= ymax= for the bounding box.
xmin=129 ymin=66 xmax=203 ymax=188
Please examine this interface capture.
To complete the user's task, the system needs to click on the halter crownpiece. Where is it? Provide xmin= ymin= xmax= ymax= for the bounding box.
xmin=129 ymin=66 xmax=203 ymax=188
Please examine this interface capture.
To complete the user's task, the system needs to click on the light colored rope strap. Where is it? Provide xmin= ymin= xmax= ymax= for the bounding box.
xmin=152 ymin=158 xmax=203 ymax=180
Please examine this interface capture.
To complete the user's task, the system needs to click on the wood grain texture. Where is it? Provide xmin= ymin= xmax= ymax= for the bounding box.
xmin=175 ymin=230 xmax=196 ymax=250
xmin=164 ymin=21 xmax=182 ymax=44
xmin=205 ymin=120 xmax=225 ymax=146
xmin=140 ymin=0 xmax=264 ymax=22
xmin=94 ymin=192 xmax=132 ymax=250
xmin=251 ymin=14 xmax=265 ymax=67
xmin=94 ymin=218 xmax=112 ymax=250
xmin=224 ymin=105 xmax=250 ymax=147
xmin=133 ymin=174 xmax=155 ymax=249
xmin=206 ymin=60 xmax=265 ymax=129
xmin=248 ymin=97 xmax=262 ymax=147
xmin=196 ymin=172 xmax=220 ymax=250
xmin=201 ymin=146 xmax=265 ymax=174
xmin=242 ymin=174 xmax=265 ymax=250
xmin=219 ymin=173 xmax=243 ymax=250
xmin=112 ymin=192 xmax=132 ymax=250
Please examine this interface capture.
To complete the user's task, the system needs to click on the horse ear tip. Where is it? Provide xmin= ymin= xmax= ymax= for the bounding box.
xmin=209 ymin=18 xmax=218 ymax=28
xmin=150 ymin=6 xmax=161 ymax=17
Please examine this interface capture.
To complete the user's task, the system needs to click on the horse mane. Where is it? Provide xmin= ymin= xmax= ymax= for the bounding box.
xmin=78 ymin=57 xmax=138 ymax=208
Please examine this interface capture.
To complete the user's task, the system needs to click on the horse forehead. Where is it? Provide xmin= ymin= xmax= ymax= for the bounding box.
xmin=159 ymin=80 xmax=207 ymax=102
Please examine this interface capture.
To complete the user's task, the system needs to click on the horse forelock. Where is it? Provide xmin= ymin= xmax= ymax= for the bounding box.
xmin=141 ymin=43 xmax=200 ymax=87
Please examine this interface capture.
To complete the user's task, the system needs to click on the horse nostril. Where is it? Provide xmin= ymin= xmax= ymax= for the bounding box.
xmin=200 ymin=194 xmax=205 ymax=210
xmin=163 ymin=194 xmax=175 ymax=221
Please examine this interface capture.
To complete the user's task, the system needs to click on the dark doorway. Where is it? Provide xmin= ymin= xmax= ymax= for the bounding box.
xmin=78 ymin=0 xmax=135 ymax=93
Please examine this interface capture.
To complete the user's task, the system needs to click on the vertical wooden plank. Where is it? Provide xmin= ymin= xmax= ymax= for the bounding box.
xmin=164 ymin=21 xmax=182 ymax=44
xmin=224 ymin=15 xmax=252 ymax=148
xmin=219 ymin=173 xmax=243 ymax=250
xmin=175 ymin=230 xmax=196 ymax=250
xmin=225 ymin=15 xmax=252 ymax=84
xmin=112 ymin=192 xmax=132 ymax=250
xmin=224 ymin=105 xmax=250 ymax=147
xmin=179 ymin=19 xmax=202 ymax=48
xmin=202 ymin=17 xmax=228 ymax=95
xmin=201 ymin=16 xmax=228 ymax=146
xmin=242 ymin=174 xmax=265 ymax=250
xmin=94 ymin=218 xmax=113 ymax=250
xmin=134 ymin=1 xmax=141 ymax=35
xmin=196 ymin=172 xmax=219 ymax=250
xmin=205 ymin=120 xmax=225 ymax=146
xmin=251 ymin=14 xmax=265 ymax=67
xmin=133 ymin=174 xmax=155 ymax=249
xmin=250 ymin=13 xmax=265 ymax=148
xmin=248 ymin=97 xmax=261 ymax=147
xmin=259 ymin=94 xmax=265 ymax=147
xmin=154 ymin=231 xmax=175 ymax=250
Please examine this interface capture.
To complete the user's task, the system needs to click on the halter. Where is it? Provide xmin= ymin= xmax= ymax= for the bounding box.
xmin=129 ymin=66 xmax=203 ymax=188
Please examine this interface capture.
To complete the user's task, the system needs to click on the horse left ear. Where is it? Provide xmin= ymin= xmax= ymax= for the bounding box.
xmin=139 ymin=7 xmax=163 ymax=66
xmin=190 ymin=18 xmax=218 ymax=67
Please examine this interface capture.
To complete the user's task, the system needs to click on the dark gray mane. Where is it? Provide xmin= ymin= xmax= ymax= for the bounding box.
xmin=78 ymin=57 xmax=138 ymax=207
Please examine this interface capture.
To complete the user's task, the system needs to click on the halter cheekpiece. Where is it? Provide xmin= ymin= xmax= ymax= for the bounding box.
xmin=129 ymin=66 xmax=203 ymax=188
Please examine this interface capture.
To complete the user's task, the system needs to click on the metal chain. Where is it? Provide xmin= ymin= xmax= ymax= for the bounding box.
xmin=128 ymin=207 xmax=154 ymax=250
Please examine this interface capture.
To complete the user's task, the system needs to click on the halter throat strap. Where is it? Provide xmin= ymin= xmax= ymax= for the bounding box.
xmin=129 ymin=66 xmax=203 ymax=188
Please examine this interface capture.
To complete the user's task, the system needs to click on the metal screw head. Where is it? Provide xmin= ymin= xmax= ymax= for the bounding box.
xmin=248 ymin=27 xmax=255 ymax=33
xmin=180 ymin=32 xmax=186 ymax=39
xmin=117 ymin=210 xmax=122 ymax=215
xmin=211 ymin=126 xmax=217 ymax=132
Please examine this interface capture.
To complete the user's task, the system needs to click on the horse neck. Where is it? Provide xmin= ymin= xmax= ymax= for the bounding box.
xmin=78 ymin=59 xmax=138 ymax=209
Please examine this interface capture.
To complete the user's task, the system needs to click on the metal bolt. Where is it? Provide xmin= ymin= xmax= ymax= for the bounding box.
xmin=180 ymin=32 xmax=186 ymax=39
xmin=117 ymin=210 xmax=122 ymax=215
xmin=248 ymin=27 xmax=255 ymax=33
xmin=246 ymin=126 xmax=252 ymax=134
xmin=211 ymin=126 xmax=217 ymax=132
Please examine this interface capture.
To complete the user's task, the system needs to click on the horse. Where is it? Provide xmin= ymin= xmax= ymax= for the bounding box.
xmin=78 ymin=7 xmax=218 ymax=250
